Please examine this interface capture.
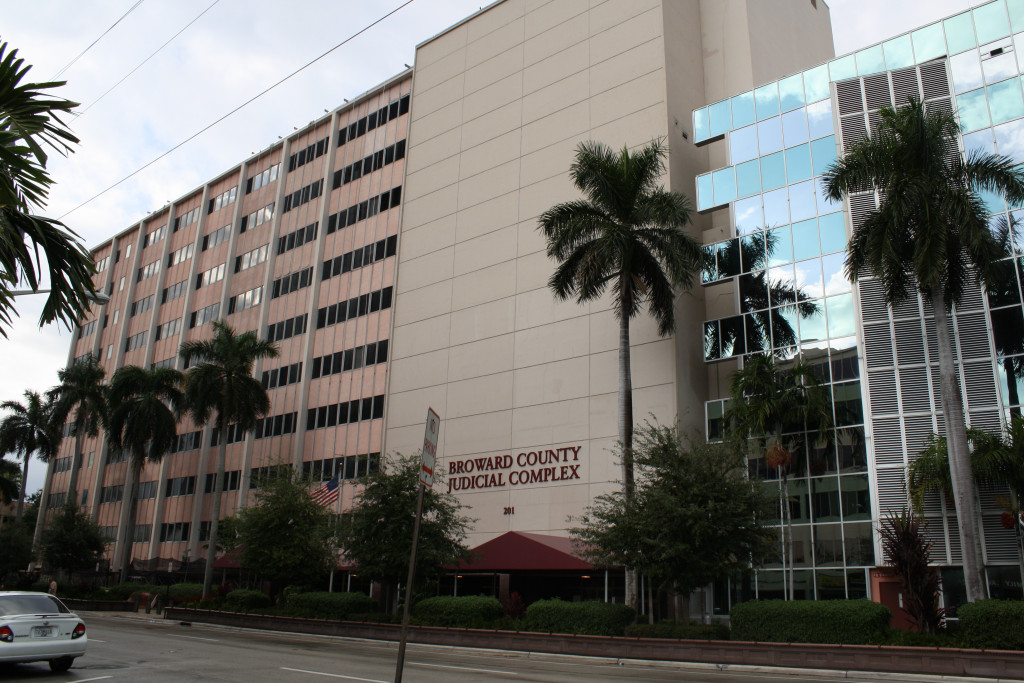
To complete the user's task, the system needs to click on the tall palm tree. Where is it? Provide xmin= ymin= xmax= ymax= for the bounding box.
xmin=0 ymin=41 xmax=98 ymax=337
xmin=0 ymin=390 xmax=59 ymax=522
xmin=727 ymin=354 xmax=833 ymax=600
xmin=106 ymin=365 xmax=183 ymax=582
xmin=823 ymin=97 xmax=1024 ymax=602
xmin=48 ymin=354 xmax=107 ymax=506
xmin=179 ymin=320 xmax=278 ymax=598
xmin=539 ymin=139 xmax=701 ymax=609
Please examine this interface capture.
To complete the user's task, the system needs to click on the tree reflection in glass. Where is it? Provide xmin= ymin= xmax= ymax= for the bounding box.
xmin=988 ymin=216 xmax=1024 ymax=417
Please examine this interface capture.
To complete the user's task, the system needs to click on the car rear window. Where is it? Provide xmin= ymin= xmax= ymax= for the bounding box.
xmin=0 ymin=595 xmax=69 ymax=616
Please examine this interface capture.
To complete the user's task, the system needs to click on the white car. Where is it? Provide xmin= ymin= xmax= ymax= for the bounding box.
xmin=0 ymin=592 xmax=87 ymax=672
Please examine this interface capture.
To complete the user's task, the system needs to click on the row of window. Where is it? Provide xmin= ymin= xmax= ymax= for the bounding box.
xmin=172 ymin=430 xmax=202 ymax=453
xmin=266 ymin=313 xmax=308 ymax=343
xmin=130 ymin=294 xmax=154 ymax=317
xmin=78 ymin=319 xmax=97 ymax=339
xmin=202 ymin=224 xmax=231 ymax=251
xmin=325 ymin=186 xmax=402 ymax=235
xmin=315 ymin=286 xmax=393 ymax=330
xmin=337 ymin=94 xmax=409 ymax=147
xmin=205 ymin=470 xmax=241 ymax=493
xmin=47 ymin=492 xmax=67 ymax=508
xmin=163 ymin=280 xmax=187 ymax=304
xmin=278 ymin=222 xmax=317 ymax=255
xmin=235 ymin=244 xmax=269 ymax=273
xmin=100 ymin=485 xmax=123 ymax=504
xmin=155 ymin=317 xmax=182 ymax=341
xmin=211 ymin=423 xmax=246 ymax=446
xmin=253 ymin=411 xmax=299 ymax=439
xmin=173 ymin=207 xmax=201 ymax=233
xmin=143 ymin=226 xmax=165 ymax=249
xmin=288 ymin=136 xmax=329 ymax=172
xmin=208 ymin=186 xmax=238 ymax=214
xmin=125 ymin=331 xmax=146 ymax=352
xmin=137 ymin=260 xmax=159 ymax=282
xmin=262 ymin=361 xmax=302 ymax=390
xmin=246 ymin=164 xmax=280 ymax=194
xmin=106 ymin=449 xmax=128 ymax=465
xmin=166 ymin=476 xmax=196 ymax=497
xmin=152 ymin=358 xmax=176 ymax=370
xmin=95 ymin=255 xmax=110 ymax=272
xmin=332 ymin=139 xmax=405 ymax=189
xmin=310 ymin=339 xmax=388 ymax=379
xmin=137 ymin=481 xmax=158 ymax=499
xmin=53 ymin=457 xmax=72 ymax=473
xmin=306 ymin=394 xmax=385 ymax=430
xmin=196 ymin=263 xmax=226 ymax=289
xmin=190 ymin=302 xmax=220 ymax=329
xmin=322 ymin=235 xmax=396 ymax=281
xmin=228 ymin=286 xmax=263 ymax=314
xmin=160 ymin=522 xmax=190 ymax=543
xmin=168 ymin=243 xmax=194 ymax=268
xmin=302 ymin=452 xmax=380 ymax=481
xmin=239 ymin=202 xmax=275 ymax=233
xmin=272 ymin=267 xmax=312 ymax=299
xmin=282 ymin=178 xmax=324 ymax=213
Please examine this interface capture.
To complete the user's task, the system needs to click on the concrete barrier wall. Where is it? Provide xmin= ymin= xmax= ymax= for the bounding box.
xmin=164 ymin=608 xmax=1024 ymax=680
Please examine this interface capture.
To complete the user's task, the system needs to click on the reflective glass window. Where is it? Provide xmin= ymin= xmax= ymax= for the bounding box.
xmin=757 ymin=116 xmax=783 ymax=154
xmin=712 ymin=167 xmax=736 ymax=206
xmin=911 ymin=23 xmax=947 ymax=63
xmin=988 ymin=78 xmax=1024 ymax=123
xmin=945 ymin=12 xmax=978 ymax=55
xmin=694 ymin=108 xmax=709 ymax=142
xmin=840 ymin=475 xmax=872 ymax=521
xmin=883 ymin=34 xmax=915 ymax=70
xmin=822 ymin=252 xmax=850 ymax=295
xmin=696 ymin=173 xmax=713 ymax=211
xmin=1013 ymin=1 xmax=1024 ymax=32
xmin=951 ymin=50 xmax=985 ymax=93
xmin=704 ymin=322 xmax=720 ymax=361
xmin=957 ymin=88 xmax=993 ymax=131
xmin=836 ymin=424 xmax=867 ymax=470
xmin=709 ymin=99 xmax=731 ymax=137
xmin=792 ymin=218 xmax=821 ymax=261
xmin=817 ymin=213 xmax=847 ymax=256
xmin=803 ymin=64 xmax=830 ymax=103
xmin=811 ymin=135 xmax=838 ymax=177
xmin=742 ymin=234 xmax=765 ymax=272
xmin=974 ymin=1 xmax=1011 ymax=45
xmin=988 ymin=258 xmax=1021 ymax=306
xmin=828 ymin=54 xmax=856 ymax=82
xmin=760 ymin=152 xmax=787 ymax=191
xmin=1018 ymin=31 xmax=1024 ymax=73
xmin=717 ymin=239 xmax=741 ymax=278
xmin=813 ymin=477 xmax=842 ymax=523
xmin=735 ymin=196 xmax=764 ymax=235
xmin=964 ymin=127 xmax=998 ymax=157
xmin=800 ymin=304 xmax=828 ymax=343
xmin=982 ymin=49 xmax=1018 ymax=84
xmin=755 ymin=83 xmax=780 ymax=120
xmin=998 ymin=352 xmax=1024 ymax=406
xmin=844 ymin=522 xmax=875 ymax=566
xmin=856 ymin=45 xmax=885 ymax=75
xmin=779 ymin=73 xmax=805 ymax=112
xmin=789 ymin=180 xmax=818 ymax=222
xmin=736 ymin=159 xmax=761 ymax=198
xmin=806 ymin=99 xmax=835 ymax=139
xmin=782 ymin=108 xmax=809 ymax=146
xmin=763 ymin=187 xmax=789 ymax=227
xmin=827 ymin=293 xmax=857 ymax=338
xmin=786 ymin=144 xmax=813 ymax=183
xmin=815 ymin=181 xmax=843 ymax=217
xmin=768 ymin=226 xmax=793 ymax=267
xmin=795 ymin=258 xmax=824 ymax=299
xmin=701 ymin=245 xmax=718 ymax=283
xmin=978 ymin=183 xmax=1008 ymax=214
xmin=730 ymin=124 xmax=758 ymax=164
xmin=731 ymin=91 xmax=756 ymax=128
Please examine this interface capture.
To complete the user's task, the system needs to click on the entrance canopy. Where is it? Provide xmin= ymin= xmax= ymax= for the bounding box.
xmin=458 ymin=531 xmax=592 ymax=571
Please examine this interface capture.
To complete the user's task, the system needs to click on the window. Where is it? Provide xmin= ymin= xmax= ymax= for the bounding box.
xmin=228 ymin=286 xmax=263 ymax=314
xmin=132 ymin=524 xmax=152 ymax=543
xmin=195 ymin=263 xmax=225 ymax=289
xmin=137 ymin=260 xmax=160 ymax=282
xmin=315 ymin=286 xmax=392 ymax=330
xmin=119 ymin=276 xmax=125 ymax=291
xmin=47 ymin=492 xmax=67 ymax=508
xmin=162 ymin=280 xmax=188 ymax=303
xmin=325 ymin=186 xmax=402 ymax=235
xmin=113 ymin=310 xmax=119 ymax=325
xmin=249 ymin=464 xmax=290 ymax=488
xmin=337 ymin=94 xmax=409 ymax=147
xmin=53 ymin=457 xmax=72 ymax=473
xmin=78 ymin=319 xmax=97 ymax=339
xmin=100 ymin=485 xmax=123 ymax=504
xmin=204 ymin=470 xmax=241 ymax=493
xmin=143 ymin=226 xmax=166 ymax=248
xmin=235 ymin=244 xmax=269 ymax=273
xmin=261 ymin=361 xmax=303 ymax=390
xmin=303 ymin=453 xmax=381 ymax=481
xmin=125 ymin=331 xmax=147 ymax=352
xmin=322 ymin=235 xmax=396 ymax=281
xmin=287 ymin=135 xmax=329 ymax=172
xmin=173 ymin=206 xmax=201 ymax=233
xmin=155 ymin=318 xmax=182 ymax=341
xmin=99 ymin=526 xmax=118 ymax=543
xmin=124 ymin=243 xmax=132 ymax=261
xmin=207 ymin=186 xmax=238 ymax=214
xmin=332 ymin=139 xmax=406 ymax=189
xmin=95 ymin=255 xmax=110 ymax=272
xmin=165 ymin=476 xmax=196 ymax=497
xmin=151 ymin=357 xmax=176 ymax=370
xmin=168 ymin=243 xmax=195 ymax=268
xmin=201 ymin=224 xmax=231 ymax=251
xmin=130 ymin=294 xmax=154 ymax=317
xmin=107 ymin=449 xmax=128 ymax=465
xmin=210 ymin=423 xmax=246 ymax=446
xmin=282 ymin=179 xmax=324 ymax=213
xmin=106 ymin=345 xmax=113 ymax=359
xmin=189 ymin=302 xmax=220 ymax=328
xmin=253 ymin=411 xmax=298 ymax=439
xmin=137 ymin=481 xmax=158 ymax=499
xmin=306 ymin=395 xmax=385 ymax=430
xmin=271 ymin=267 xmax=312 ymax=299
xmin=245 ymin=164 xmax=280 ymax=194
xmin=239 ymin=202 xmax=275 ymax=233
xmin=311 ymin=340 xmax=387 ymax=379
xmin=265 ymin=313 xmax=307 ymax=343
xmin=160 ymin=522 xmax=190 ymax=542
xmin=172 ymin=430 xmax=202 ymax=453
xmin=277 ymin=222 xmax=318 ymax=255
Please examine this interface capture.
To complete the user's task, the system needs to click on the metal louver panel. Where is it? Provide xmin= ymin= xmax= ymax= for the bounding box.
xmin=903 ymin=414 xmax=936 ymax=455
xmin=894 ymin=320 xmax=926 ymax=365
xmin=893 ymin=294 xmax=920 ymax=320
xmin=867 ymin=110 xmax=884 ymax=138
xmin=963 ymin=361 xmax=998 ymax=408
xmin=968 ymin=409 xmax=1003 ymax=434
xmin=957 ymin=313 xmax=991 ymax=359
xmin=858 ymin=280 xmax=889 ymax=322
xmin=872 ymin=417 xmax=904 ymax=466
xmin=948 ymin=521 xmax=963 ymax=562
xmin=890 ymin=67 xmax=920 ymax=106
xmin=920 ymin=488 xmax=943 ymax=517
xmin=925 ymin=97 xmax=954 ymax=117
xmin=835 ymin=79 xmax=864 ymax=115
xmin=863 ymin=322 xmax=895 ymax=367
xmin=899 ymin=367 xmax=932 ymax=412
xmin=868 ymin=370 xmax=899 ymax=414
xmin=849 ymin=193 xmax=876 ymax=228
xmin=863 ymin=73 xmax=892 ymax=110
xmin=982 ymin=515 xmax=1019 ymax=562
xmin=840 ymin=115 xmax=868 ymax=151
xmin=875 ymin=467 xmax=908 ymax=513
xmin=958 ymin=285 xmax=984 ymax=312
xmin=922 ymin=521 xmax=949 ymax=564
xmin=977 ymin=480 xmax=1008 ymax=512
xmin=920 ymin=61 xmax=951 ymax=98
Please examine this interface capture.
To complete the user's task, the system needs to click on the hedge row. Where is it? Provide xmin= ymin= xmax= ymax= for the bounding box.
xmin=521 ymin=599 xmax=636 ymax=636
xmin=730 ymin=599 xmax=891 ymax=645
xmin=958 ymin=600 xmax=1024 ymax=650
xmin=283 ymin=591 xmax=380 ymax=620
xmin=412 ymin=596 xmax=503 ymax=627
xmin=224 ymin=589 xmax=272 ymax=612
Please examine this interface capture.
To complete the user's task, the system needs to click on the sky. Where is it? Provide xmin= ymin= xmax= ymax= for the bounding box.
xmin=1 ymin=0 xmax=979 ymax=496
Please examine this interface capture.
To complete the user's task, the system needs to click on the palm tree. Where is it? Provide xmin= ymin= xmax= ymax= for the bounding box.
xmin=0 ymin=41 xmax=98 ymax=337
xmin=48 ymin=354 xmax=107 ymax=506
xmin=106 ymin=365 xmax=183 ymax=582
xmin=727 ymin=354 xmax=833 ymax=600
xmin=539 ymin=139 xmax=701 ymax=609
xmin=823 ymin=97 xmax=1024 ymax=602
xmin=0 ymin=390 xmax=59 ymax=522
xmin=179 ymin=320 xmax=278 ymax=598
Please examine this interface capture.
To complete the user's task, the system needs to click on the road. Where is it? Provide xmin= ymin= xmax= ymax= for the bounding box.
xmin=0 ymin=612 xmax=939 ymax=682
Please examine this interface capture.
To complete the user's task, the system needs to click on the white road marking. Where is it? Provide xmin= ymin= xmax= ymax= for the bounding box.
xmin=411 ymin=661 xmax=519 ymax=676
xmin=74 ymin=676 xmax=113 ymax=682
xmin=279 ymin=667 xmax=387 ymax=682
xmin=167 ymin=633 xmax=220 ymax=642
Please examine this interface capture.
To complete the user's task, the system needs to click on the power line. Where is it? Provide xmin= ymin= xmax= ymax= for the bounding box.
xmin=51 ymin=0 xmax=148 ymax=80
xmin=59 ymin=0 xmax=417 ymax=220
xmin=77 ymin=0 xmax=223 ymax=117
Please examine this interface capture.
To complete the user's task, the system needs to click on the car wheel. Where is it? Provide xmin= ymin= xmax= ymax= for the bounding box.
xmin=49 ymin=656 xmax=75 ymax=672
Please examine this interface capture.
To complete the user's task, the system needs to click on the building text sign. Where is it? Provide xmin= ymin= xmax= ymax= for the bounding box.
xmin=446 ymin=445 xmax=582 ymax=493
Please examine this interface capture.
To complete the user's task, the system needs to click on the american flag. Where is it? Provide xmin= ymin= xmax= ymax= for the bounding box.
xmin=311 ymin=476 xmax=340 ymax=508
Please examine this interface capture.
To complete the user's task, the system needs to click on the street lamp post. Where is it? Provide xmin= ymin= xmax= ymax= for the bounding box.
xmin=10 ymin=289 xmax=110 ymax=305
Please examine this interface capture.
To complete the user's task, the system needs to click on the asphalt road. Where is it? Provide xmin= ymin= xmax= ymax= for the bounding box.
xmin=0 ymin=612 xmax=940 ymax=682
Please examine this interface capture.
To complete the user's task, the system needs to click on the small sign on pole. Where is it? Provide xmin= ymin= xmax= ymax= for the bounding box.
xmin=420 ymin=407 xmax=440 ymax=486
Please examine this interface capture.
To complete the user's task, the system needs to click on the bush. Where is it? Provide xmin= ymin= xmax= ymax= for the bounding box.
xmin=412 ymin=595 xmax=503 ymax=628
xmin=625 ymin=622 xmax=730 ymax=640
xmin=958 ymin=600 xmax=1024 ymax=650
xmin=167 ymin=583 xmax=206 ymax=604
xmin=730 ymin=600 xmax=891 ymax=645
xmin=224 ymin=589 xmax=272 ymax=612
xmin=283 ymin=591 xmax=379 ymax=620
xmin=92 ymin=582 xmax=159 ymax=601
xmin=522 ymin=599 xmax=636 ymax=636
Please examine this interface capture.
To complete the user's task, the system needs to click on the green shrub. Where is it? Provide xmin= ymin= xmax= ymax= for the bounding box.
xmin=959 ymin=600 xmax=1024 ymax=650
xmin=224 ymin=589 xmax=272 ymax=612
xmin=412 ymin=595 xmax=503 ymax=628
xmin=92 ymin=582 xmax=159 ymax=601
xmin=730 ymin=600 xmax=891 ymax=645
xmin=197 ymin=598 xmax=225 ymax=610
xmin=625 ymin=622 xmax=730 ymax=640
xmin=283 ymin=591 xmax=379 ymax=620
xmin=167 ymin=583 xmax=206 ymax=604
xmin=522 ymin=599 xmax=636 ymax=636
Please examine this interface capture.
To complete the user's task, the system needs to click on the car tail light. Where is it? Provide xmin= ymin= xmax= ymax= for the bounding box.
xmin=72 ymin=623 xmax=86 ymax=639
xmin=0 ymin=626 xmax=12 ymax=643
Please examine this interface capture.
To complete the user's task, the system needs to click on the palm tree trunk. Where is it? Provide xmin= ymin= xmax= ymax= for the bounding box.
xmin=16 ymin=451 xmax=30 ymax=523
xmin=202 ymin=422 xmax=227 ymax=598
xmin=66 ymin=432 xmax=83 ymax=507
xmin=119 ymin=459 xmax=141 ymax=582
xmin=617 ymin=310 xmax=638 ymax=611
xmin=932 ymin=293 xmax=986 ymax=602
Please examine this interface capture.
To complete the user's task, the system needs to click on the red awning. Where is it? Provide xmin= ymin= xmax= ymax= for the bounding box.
xmin=457 ymin=531 xmax=592 ymax=571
